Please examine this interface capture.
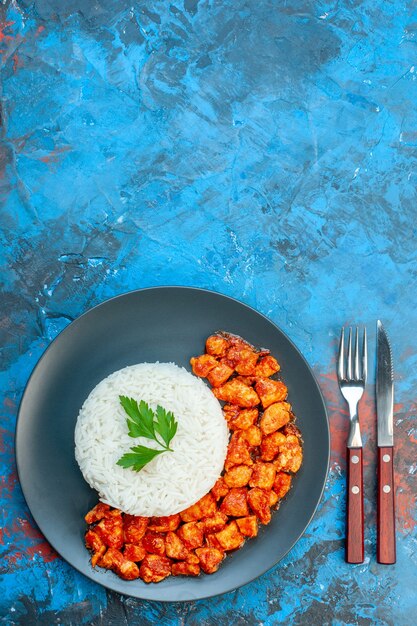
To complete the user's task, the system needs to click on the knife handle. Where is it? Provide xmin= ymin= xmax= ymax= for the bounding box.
xmin=346 ymin=447 xmax=364 ymax=563
xmin=378 ymin=446 xmax=396 ymax=564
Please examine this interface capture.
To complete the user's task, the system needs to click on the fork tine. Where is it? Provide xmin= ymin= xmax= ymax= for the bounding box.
xmin=354 ymin=326 xmax=360 ymax=380
xmin=346 ymin=327 xmax=353 ymax=380
xmin=362 ymin=327 xmax=367 ymax=383
xmin=338 ymin=327 xmax=345 ymax=381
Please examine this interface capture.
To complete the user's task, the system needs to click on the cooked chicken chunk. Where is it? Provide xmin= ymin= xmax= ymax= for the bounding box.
xmin=226 ymin=341 xmax=258 ymax=374
xmin=269 ymin=491 xmax=279 ymax=506
xmin=260 ymin=431 xmax=287 ymax=461
xmin=85 ymin=502 xmax=111 ymax=525
xmin=205 ymin=533 xmax=223 ymax=550
xmin=223 ymin=404 xmax=240 ymax=421
xmin=247 ymin=488 xmax=272 ymax=525
xmin=123 ymin=542 xmax=146 ymax=562
xmin=207 ymin=362 xmax=234 ymax=387
xmin=187 ymin=552 xmax=200 ymax=564
xmin=239 ymin=425 xmax=262 ymax=447
xmin=177 ymin=522 xmax=204 ymax=549
xmin=255 ymin=378 xmax=287 ymax=408
xmin=85 ymin=530 xmax=106 ymax=567
xmin=210 ymin=477 xmax=229 ymax=501
xmin=227 ymin=346 xmax=258 ymax=375
xmin=234 ymin=375 xmax=258 ymax=387
xmin=95 ymin=509 xmax=124 ymax=549
xmin=227 ymin=408 xmax=259 ymax=431
xmin=220 ymin=488 xmax=250 ymax=517
xmin=139 ymin=554 xmax=171 ymax=583
xmin=172 ymin=561 xmax=200 ymax=576
xmin=215 ymin=521 xmax=245 ymax=551
xmin=225 ymin=432 xmax=253 ymax=470
xmin=206 ymin=334 xmax=229 ymax=358
xmin=249 ymin=462 xmax=276 ymax=490
xmin=165 ymin=531 xmax=189 ymax=560
xmin=147 ymin=514 xmax=181 ymax=533
xmin=260 ymin=402 xmax=291 ymax=435
xmin=123 ymin=515 xmax=148 ymax=544
xmin=200 ymin=512 xmax=228 ymax=534
xmin=274 ymin=435 xmax=303 ymax=473
xmin=142 ymin=531 xmax=165 ymax=556
xmin=100 ymin=548 xmax=140 ymax=580
xmin=190 ymin=354 xmax=218 ymax=377
xmin=273 ymin=472 xmax=292 ymax=499
xmin=254 ymin=355 xmax=280 ymax=377
xmin=236 ymin=516 xmax=258 ymax=538
xmin=180 ymin=493 xmax=217 ymax=522
xmin=282 ymin=422 xmax=301 ymax=438
xmin=196 ymin=547 xmax=224 ymax=574
xmin=224 ymin=464 xmax=253 ymax=488
xmin=213 ymin=378 xmax=260 ymax=407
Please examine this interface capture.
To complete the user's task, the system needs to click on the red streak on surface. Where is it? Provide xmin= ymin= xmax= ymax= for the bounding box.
xmin=0 ymin=20 xmax=15 ymax=42
xmin=396 ymin=492 xmax=415 ymax=533
xmin=394 ymin=405 xmax=417 ymax=534
xmin=14 ymin=518 xmax=58 ymax=562
xmin=39 ymin=145 xmax=72 ymax=164
xmin=4 ymin=397 xmax=15 ymax=409
xmin=0 ymin=470 xmax=18 ymax=499
xmin=0 ymin=20 xmax=15 ymax=55
xmin=6 ymin=552 xmax=24 ymax=566
xmin=27 ymin=542 xmax=58 ymax=563
xmin=12 ymin=53 xmax=23 ymax=72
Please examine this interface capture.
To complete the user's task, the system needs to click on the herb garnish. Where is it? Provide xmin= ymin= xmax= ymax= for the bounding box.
xmin=116 ymin=397 xmax=178 ymax=472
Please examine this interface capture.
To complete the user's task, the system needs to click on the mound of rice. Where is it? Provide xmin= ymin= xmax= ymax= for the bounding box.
xmin=75 ymin=362 xmax=229 ymax=517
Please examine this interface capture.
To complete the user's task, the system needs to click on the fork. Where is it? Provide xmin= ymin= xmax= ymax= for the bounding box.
xmin=337 ymin=326 xmax=367 ymax=564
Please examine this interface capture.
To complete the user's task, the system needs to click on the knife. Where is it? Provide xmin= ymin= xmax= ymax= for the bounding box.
xmin=376 ymin=320 xmax=396 ymax=564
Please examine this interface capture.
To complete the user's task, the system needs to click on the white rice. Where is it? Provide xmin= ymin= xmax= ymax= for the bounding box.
xmin=74 ymin=362 xmax=229 ymax=517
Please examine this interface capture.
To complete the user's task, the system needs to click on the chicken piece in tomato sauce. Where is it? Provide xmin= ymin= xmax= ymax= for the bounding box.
xmin=205 ymin=334 xmax=230 ymax=358
xmin=100 ymin=548 xmax=140 ymax=580
xmin=139 ymin=554 xmax=171 ymax=583
xmin=213 ymin=378 xmax=260 ymax=407
xmin=255 ymin=378 xmax=288 ymax=408
xmin=95 ymin=509 xmax=124 ymax=549
xmin=196 ymin=547 xmax=224 ymax=574
xmin=215 ymin=521 xmax=245 ymax=551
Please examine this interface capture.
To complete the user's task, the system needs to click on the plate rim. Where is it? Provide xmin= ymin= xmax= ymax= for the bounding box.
xmin=15 ymin=285 xmax=330 ymax=602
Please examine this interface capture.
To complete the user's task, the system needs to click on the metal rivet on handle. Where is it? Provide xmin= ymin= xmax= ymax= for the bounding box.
xmin=352 ymin=486 xmax=360 ymax=494
xmin=383 ymin=485 xmax=391 ymax=493
xmin=383 ymin=454 xmax=391 ymax=462
xmin=351 ymin=455 xmax=359 ymax=464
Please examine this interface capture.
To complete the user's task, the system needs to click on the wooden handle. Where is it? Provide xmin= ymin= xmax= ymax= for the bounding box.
xmin=377 ymin=446 xmax=396 ymax=564
xmin=346 ymin=447 xmax=364 ymax=563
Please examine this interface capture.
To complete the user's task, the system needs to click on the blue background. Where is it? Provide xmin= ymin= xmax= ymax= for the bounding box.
xmin=1 ymin=0 xmax=416 ymax=624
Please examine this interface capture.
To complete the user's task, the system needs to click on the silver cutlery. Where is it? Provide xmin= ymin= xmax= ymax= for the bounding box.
xmin=376 ymin=320 xmax=396 ymax=564
xmin=337 ymin=326 xmax=367 ymax=563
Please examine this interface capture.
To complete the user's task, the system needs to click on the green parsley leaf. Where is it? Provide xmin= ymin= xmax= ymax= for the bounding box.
xmin=119 ymin=396 xmax=155 ymax=439
xmin=116 ymin=398 xmax=178 ymax=472
xmin=154 ymin=405 xmax=177 ymax=448
xmin=116 ymin=446 xmax=163 ymax=471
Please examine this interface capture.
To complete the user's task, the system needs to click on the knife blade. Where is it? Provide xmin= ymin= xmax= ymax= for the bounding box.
xmin=376 ymin=320 xmax=394 ymax=447
xmin=376 ymin=319 xmax=396 ymax=564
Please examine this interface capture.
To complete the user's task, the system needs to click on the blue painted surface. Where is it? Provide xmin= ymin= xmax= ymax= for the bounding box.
xmin=1 ymin=0 xmax=416 ymax=623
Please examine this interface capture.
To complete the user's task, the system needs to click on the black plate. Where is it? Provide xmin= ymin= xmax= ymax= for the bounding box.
xmin=16 ymin=287 xmax=329 ymax=602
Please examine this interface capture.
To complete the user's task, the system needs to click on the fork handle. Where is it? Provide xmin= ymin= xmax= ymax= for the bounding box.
xmin=346 ymin=447 xmax=364 ymax=563
xmin=377 ymin=446 xmax=396 ymax=564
